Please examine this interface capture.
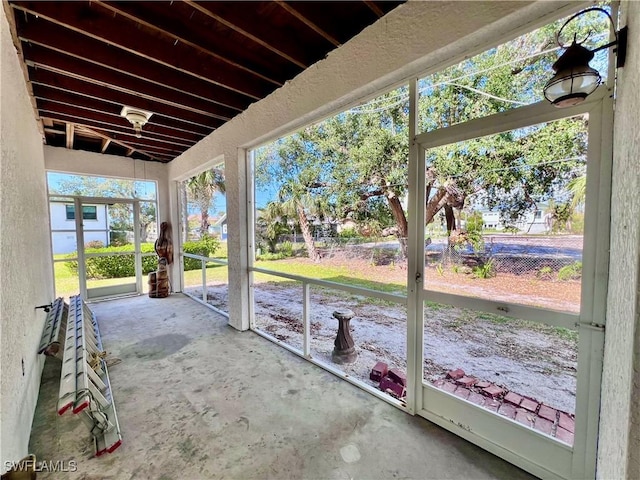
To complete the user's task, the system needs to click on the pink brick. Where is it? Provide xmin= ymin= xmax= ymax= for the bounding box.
xmin=380 ymin=376 xmax=405 ymax=398
xmin=454 ymin=387 xmax=470 ymax=400
xmin=475 ymin=381 xmax=491 ymax=389
xmin=534 ymin=417 xmax=554 ymax=435
xmin=370 ymin=362 xmax=388 ymax=383
xmin=468 ymin=392 xmax=485 ymax=406
xmin=504 ymin=392 xmax=523 ymax=406
xmin=447 ymin=369 xmax=465 ymax=380
xmin=388 ymin=368 xmax=406 ymax=386
xmin=432 ymin=379 xmax=445 ymax=388
xmin=558 ymin=413 xmax=575 ymax=433
xmin=555 ymin=427 xmax=575 ymax=446
xmin=482 ymin=384 xmax=504 ymax=398
xmin=484 ymin=399 xmax=500 ymax=412
xmin=538 ymin=405 xmax=557 ymax=422
xmin=520 ymin=398 xmax=539 ymax=412
xmin=498 ymin=403 xmax=517 ymax=419
xmin=515 ymin=408 xmax=534 ymax=427
xmin=442 ymin=381 xmax=457 ymax=393
xmin=456 ymin=376 xmax=477 ymax=387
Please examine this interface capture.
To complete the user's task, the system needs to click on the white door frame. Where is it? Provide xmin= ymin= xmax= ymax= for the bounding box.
xmin=50 ymin=195 xmax=148 ymax=300
xmin=406 ymin=85 xmax=612 ymax=479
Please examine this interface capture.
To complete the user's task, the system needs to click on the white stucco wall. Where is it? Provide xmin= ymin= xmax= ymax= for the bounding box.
xmin=597 ymin=1 xmax=640 ymax=478
xmin=167 ymin=0 xmax=585 ymax=331
xmin=0 ymin=5 xmax=53 ymax=472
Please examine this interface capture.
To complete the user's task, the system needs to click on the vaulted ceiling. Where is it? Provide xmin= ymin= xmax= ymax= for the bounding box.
xmin=6 ymin=1 xmax=403 ymax=162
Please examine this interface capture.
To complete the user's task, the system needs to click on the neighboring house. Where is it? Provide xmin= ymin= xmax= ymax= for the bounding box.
xmin=480 ymin=208 xmax=547 ymax=234
xmin=212 ymin=214 xmax=227 ymax=241
xmin=49 ymin=203 xmax=109 ymax=254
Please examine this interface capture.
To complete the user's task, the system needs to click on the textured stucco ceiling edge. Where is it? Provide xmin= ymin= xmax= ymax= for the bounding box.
xmin=168 ymin=0 xmax=591 ymax=181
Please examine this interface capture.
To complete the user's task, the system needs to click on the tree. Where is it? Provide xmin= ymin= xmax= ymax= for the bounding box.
xmin=186 ymin=168 xmax=225 ymax=238
xmin=256 ymin=201 xmax=291 ymax=253
xmin=254 ymin=10 xmax=606 ymax=261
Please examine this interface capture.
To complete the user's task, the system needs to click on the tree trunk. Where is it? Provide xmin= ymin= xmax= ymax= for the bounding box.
xmin=297 ymin=202 xmax=320 ymax=261
xmin=386 ymin=192 xmax=408 ymax=259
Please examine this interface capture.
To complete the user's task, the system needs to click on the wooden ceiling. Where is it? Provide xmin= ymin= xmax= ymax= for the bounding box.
xmin=6 ymin=1 xmax=403 ymax=162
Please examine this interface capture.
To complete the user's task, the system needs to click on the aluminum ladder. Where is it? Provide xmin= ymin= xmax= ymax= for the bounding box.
xmin=37 ymin=297 xmax=68 ymax=359
xmin=57 ymin=295 xmax=122 ymax=455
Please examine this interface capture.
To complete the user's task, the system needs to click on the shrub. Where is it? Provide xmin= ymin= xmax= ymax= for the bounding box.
xmin=536 ymin=266 xmax=554 ymax=280
xmin=65 ymin=237 xmax=220 ymax=278
xmin=338 ymin=227 xmax=358 ymax=239
xmin=558 ymin=261 xmax=582 ymax=281
xmin=66 ymin=243 xmax=157 ymax=279
xmin=256 ymin=251 xmax=287 ymax=261
xmin=85 ymin=240 xmax=105 ymax=249
xmin=183 ymin=236 xmax=220 ymax=270
xmin=472 ymin=259 xmax=495 ymax=279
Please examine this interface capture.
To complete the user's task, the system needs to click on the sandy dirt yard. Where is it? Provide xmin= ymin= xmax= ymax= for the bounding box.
xmin=189 ymin=257 xmax=579 ymax=414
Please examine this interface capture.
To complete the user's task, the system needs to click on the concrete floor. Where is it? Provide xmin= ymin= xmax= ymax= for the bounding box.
xmin=29 ymin=294 xmax=535 ymax=480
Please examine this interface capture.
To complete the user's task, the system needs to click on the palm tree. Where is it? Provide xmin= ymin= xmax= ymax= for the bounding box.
xmin=186 ymin=168 xmax=226 ymax=238
xmin=256 ymin=202 xmax=290 ymax=253
xmin=278 ymin=181 xmax=321 ymax=261
xmin=567 ymin=175 xmax=586 ymax=211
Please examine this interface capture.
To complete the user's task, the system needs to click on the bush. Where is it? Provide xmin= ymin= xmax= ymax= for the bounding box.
xmin=558 ymin=261 xmax=582 ymax=281
xmin=85 ymin=240 xmax=105 ymax=249
xmin=472 ymin=259 xmax=495 ymax=279
xmin=66 ymin=243 xmax=157 ymax=279
xmin=183 ymin=236 xmax=220 ymax=270
xmin=65 ymin=237 xmax=220 ymax=278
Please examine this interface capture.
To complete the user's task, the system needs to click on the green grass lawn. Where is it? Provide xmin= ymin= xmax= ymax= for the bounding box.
xmin=53 ymin=248 xmax=405 ymax=298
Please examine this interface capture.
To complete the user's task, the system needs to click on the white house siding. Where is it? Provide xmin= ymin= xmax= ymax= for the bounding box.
xmin=49 ymin=202 xmax=109 ymax=254
xmin=0 ymin=5 xmax=54 ymax=472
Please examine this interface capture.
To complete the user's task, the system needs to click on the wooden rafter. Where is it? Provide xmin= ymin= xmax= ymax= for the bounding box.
xmin=94 ymin=1 xmax=282 ymax=87
xmin=100 ymin=138 xmax=111 ymax=153
xmin=1 ymin=1 xmax=44 ymax=140
xmin=32 ymin=82 xmax=218 ymax=134
xmin=11 ymin=2 xmax=267 ymax=100
xmin=74 ymin=125 xmax=161 ymax=162
xmin=184 ymin=0 xmax=307 ymax=69
xmin=34 ymin=96 xmax=203 ymax=146
xmin=65 ymin=123 xmax=74 ymax=149
xmin=275 ymin=1 xmax=340 ymax=47
xmin=364 ymin=1 xmax=384 ymax=18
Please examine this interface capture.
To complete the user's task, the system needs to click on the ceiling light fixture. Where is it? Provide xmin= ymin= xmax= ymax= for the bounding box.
xmin=543 ymin=7 xmax=627 ymax=108
xmin=120 ymin=106 xmax=153 ymax=138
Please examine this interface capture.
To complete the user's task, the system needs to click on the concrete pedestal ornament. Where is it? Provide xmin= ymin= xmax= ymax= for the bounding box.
xmin=332 ymin=308 xmax=357 ymax=364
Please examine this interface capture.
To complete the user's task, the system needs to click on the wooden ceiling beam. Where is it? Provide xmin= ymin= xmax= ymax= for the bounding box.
xmin=37 ymin=104 xmax=196 ymax=150
xmin=96 ymin=1 xmax=282 ymax=87
xmin=185 ymin=0 xmax=308 ymax=69
xmin=101 ymin=138 xmax=111 ymax=153
xmin=11 ymin=2 xmax=272 ymax=100
xmin=66 ymin=123 xmax=74 ymax=149
xmin=275 ymin=1 xmax=341 ymax=47
xmin=23 ymin=44 xmax=243 ymax=116
xmin=31 ymin=80 xmax=219 ymax=134
xmin=68 ymin=125 xmax=162 ymax=161
xmin=34 ymin=94 xmax=203 ymax=146
xmin=364 ymin=1 xmax=384 ymax=18
xmin=72 ymin=124 xmax=186 ymax=156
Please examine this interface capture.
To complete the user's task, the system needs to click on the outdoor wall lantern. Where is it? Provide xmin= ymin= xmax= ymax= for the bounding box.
xmin=120 ymin=106 xmax=153 ymax=138
xmin=544 ymin=7 xmax=627 ymax=108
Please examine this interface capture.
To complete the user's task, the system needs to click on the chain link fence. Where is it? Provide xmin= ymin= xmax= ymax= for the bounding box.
xmin=283 ymin=234 xmax=583 ymax=280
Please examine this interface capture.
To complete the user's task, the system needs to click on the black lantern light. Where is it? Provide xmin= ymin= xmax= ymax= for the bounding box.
xmin=544 ymin=7 xmax=627 ymax=108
